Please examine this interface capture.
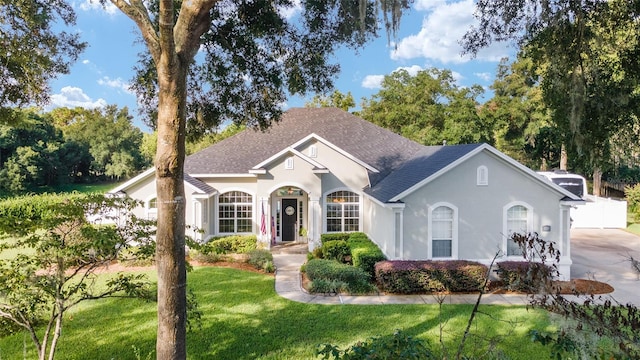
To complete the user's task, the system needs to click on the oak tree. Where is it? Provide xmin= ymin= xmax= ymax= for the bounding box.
xmin=102 ymin=1 xmax=411 ymax=358
xmin=0 ymin=1 xmax=85 ymax=124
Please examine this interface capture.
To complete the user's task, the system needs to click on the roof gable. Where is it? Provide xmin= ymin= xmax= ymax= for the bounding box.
xmin=183 ymin=108 xmax=424 ymax=182
xmin=364 ymin=143 xmax=582 ymax=203
xmin=253 ymin=146 xmax=326 ymax=170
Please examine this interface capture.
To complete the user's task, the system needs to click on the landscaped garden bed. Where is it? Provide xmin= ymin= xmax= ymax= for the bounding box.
xmin=301 ymin=233 xmax=614 ymax=296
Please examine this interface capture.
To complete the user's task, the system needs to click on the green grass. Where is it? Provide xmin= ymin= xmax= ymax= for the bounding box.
xmin=0 ymin=267 xmax=553 ymax=359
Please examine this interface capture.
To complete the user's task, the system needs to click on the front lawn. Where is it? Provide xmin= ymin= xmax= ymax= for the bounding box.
xmin=0 ymin=267 xmax=552 ymax=359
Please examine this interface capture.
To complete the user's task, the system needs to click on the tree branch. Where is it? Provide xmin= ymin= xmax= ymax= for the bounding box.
xmin=109 ymin=0 xmax=161 ymax=63
xmin=174 ymin=0 xmax=217 ymax=60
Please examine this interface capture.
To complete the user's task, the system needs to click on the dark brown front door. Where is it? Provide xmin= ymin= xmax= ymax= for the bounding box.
xmin=282 ymin=199 xmax=297 ymax=241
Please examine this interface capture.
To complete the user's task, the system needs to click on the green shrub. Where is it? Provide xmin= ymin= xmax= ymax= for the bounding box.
xmin=346 ymin=235 xmax=386 ymax=277
xmin=322 ymin=240 xmax=351 ymax=263
xmin=347 ymin=232 xmax=369 ymax=241
xmin=203 ymin=235 xmax=257 ymax=254
xmin=375 ymin=260 xmax=488 ymax=294
xmin=305 ymin=259 xmax=375 ymax=294
xmin=317 ymin=330 xmax=435 ymax=360
xmin=311 ymin=246 xmax=324 ymax=259
xmin=320 ymin=233 xmax=350 ymax=243
xmin=310 ymin=278 xmax=347 ymax=294
xmin=496 ymin=261 xmax=553 ymax=292
xmin=625 ymin=183 xmax=640 ymax=221
xmin=189 ymin=250 xmax=222 ymax=263
xmin=247 ymin=249 xmax=275 ymax=273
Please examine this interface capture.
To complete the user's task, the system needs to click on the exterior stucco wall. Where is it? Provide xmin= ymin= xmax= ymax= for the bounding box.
xmin=363 ymin=195 xmax=397 ymax=258
xmin=121 ymin=173 xmax=157 ymax=219
xmin=296 ymin=139 xmax=370 ymax=194
xmin=400 ymin=150 xmax=565 ymax=262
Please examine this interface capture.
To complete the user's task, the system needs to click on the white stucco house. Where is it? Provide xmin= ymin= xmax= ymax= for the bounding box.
xmin=110 ymin=107 xmax=582 ymax=279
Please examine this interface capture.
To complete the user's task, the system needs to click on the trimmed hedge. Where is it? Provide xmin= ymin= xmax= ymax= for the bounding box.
xmin=320 ymin=233 xmax=351 ymax=243
xmin=202 ymin=235 xmax=257 ymax=254
xmin=305 ymin=259 xmax=375 ymax=294
xmin=375 ymin=260 xmax=488 ymax=294
xmin=496 ymin=261 xmax=554 ymax=292
xmin=322 ymin=240 xmax=351 ymax=262
xmin=347 ymin=236 xmax=386 ymax=277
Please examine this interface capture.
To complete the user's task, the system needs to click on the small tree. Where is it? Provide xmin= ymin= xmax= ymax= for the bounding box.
xmin=0 ymin=193 xmax=155 ymax=360
xmin=511 ymin=232 xmax=640 ymax=358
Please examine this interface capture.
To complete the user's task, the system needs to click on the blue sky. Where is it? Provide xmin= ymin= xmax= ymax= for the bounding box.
xmin=49 ymin=0 xmax=514 ymax=131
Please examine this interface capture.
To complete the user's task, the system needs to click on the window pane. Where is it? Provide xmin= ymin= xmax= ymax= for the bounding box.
xmin=237 ymin=219 xmax=252 ymax=233
xmin=344 ymin=218 xmax=359 ymax=232
xmin=507 ymin=205 xmax=527 ymax=256
xmin=327 ymin=219 xmax=342 ymax=232
xmin=433 ymin=240 xmax=452 ymax=257
xmin=327 ymin=204 xmax=342 ymax=218
xmin=326 ymin=191 xmax=360 ymax=233
xmin=218 ymin=192 xmax=252 ymax=233
xmin=219 ymin=220 xmax=234 ymax=233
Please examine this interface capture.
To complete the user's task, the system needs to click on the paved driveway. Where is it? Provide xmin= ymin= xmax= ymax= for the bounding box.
xmin=571 ymin=228 xmax=640 ymax=306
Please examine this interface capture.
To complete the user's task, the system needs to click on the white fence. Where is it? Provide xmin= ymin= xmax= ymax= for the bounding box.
xmin=571 ymin=195 xmax=627 ymax=229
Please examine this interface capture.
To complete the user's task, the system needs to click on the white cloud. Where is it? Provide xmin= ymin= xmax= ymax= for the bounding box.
xmin=451 ymin=71 xmax=463 ymax=83
xmin=82 ymin=59 xmax=90 ymax=65
xmin=391 ymin=0 xmax=510 ymax=64
xmin=49 ymin=86 xmax=108 ymax=109
xmin=474 ymin=72 xmax=492 ymax=82
xmin=97 ymin=76 xmax=134 ymax=95
xmin=361 ymin=65 xmax=425 ymax=89
xmin=414 ymin=0 xmax=447 ymax=11
xmin=361 ymin=75 xmax=385 ymax=89
xmin=278 ymin=0 xmax=302 ymax=20
xmin=78 ymin=0 xmax=118 ymax=15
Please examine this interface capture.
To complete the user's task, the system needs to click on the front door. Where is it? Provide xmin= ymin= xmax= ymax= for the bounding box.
xmin=282 ymin=198 xmax=297 ymax=241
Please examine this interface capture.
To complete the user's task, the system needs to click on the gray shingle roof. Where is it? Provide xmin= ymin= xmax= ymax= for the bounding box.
xmin=184 ymin=107 xmax=484 ymax=203
xmin=184 ymin=107 xmax=425 ymax=182
xmin=184 ymin=174 xmax=217 ymax=194
xmin=364 ymin=144 xmax=483 ymax=203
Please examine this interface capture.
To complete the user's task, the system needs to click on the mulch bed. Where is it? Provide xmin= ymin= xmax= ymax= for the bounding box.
xmin=108 ymin=261 xmax=613 ymax=296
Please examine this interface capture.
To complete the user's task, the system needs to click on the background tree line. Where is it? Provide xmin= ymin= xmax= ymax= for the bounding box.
xmin=0 ymin=106 xmax=244 ymax=195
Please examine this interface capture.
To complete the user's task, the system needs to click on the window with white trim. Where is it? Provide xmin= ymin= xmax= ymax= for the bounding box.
xmin=326 ymin=190 xmax=359 ymax=232
xmin=285 ymin=157 xmax=294 ymax=170
xmin=147 ymin=197 xmax=158 ymax=220
xmin=506 ymin=205 xmax=529 ymax=256
xmin=477 ymin=165 xmax=488 ymax=186
xmin=218 ymin=191 xmax=253 ymax=233
xmin=430 ymin=205 xmax=455 ymax=258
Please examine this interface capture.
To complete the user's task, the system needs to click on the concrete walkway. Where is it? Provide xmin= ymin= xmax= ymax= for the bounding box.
xmin=272 ymin=228 xmax=640 ymax=306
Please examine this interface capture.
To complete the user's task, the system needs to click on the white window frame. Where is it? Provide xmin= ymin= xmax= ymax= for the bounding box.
xmin=146 ymin=195 xmax=158 ymax=220
xmin=285 ymin=157 xmax=294 ymax=170
xmin=323 ymin=189 xmax=361 ymax=233
xmin=503 ymin=201 xmax=533 ymax=257
xmin=477 ymin=165 xmax=488 ymax=186
xmin=428 ymin=202 xmax=458 ymax=259
xmin=218 ymin=190 xmax=254 ymax=234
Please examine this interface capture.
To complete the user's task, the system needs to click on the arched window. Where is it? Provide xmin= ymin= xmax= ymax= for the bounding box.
xmin=477 ymin=165 xmax=488 ymax=186
xmin=218 ymin=191 xmax=253 ymax=233
xmin=505 ymin=204 xmax=531 ymax=256
xmin=429 ymin=204 xmax=457 ymax=258
xmin=147 ymin=197 xmax=158 ymax=220
xmin=326 ymin=190 xmax=360 ymax=232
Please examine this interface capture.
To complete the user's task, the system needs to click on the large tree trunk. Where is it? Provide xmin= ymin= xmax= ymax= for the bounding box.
xmin=593 ymin=167 xmax=602 ymax=197
xmin=155 ymin=48 xmax=188 ymax=359
xmin=560 ymin=144 xmax=568 ymax=170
